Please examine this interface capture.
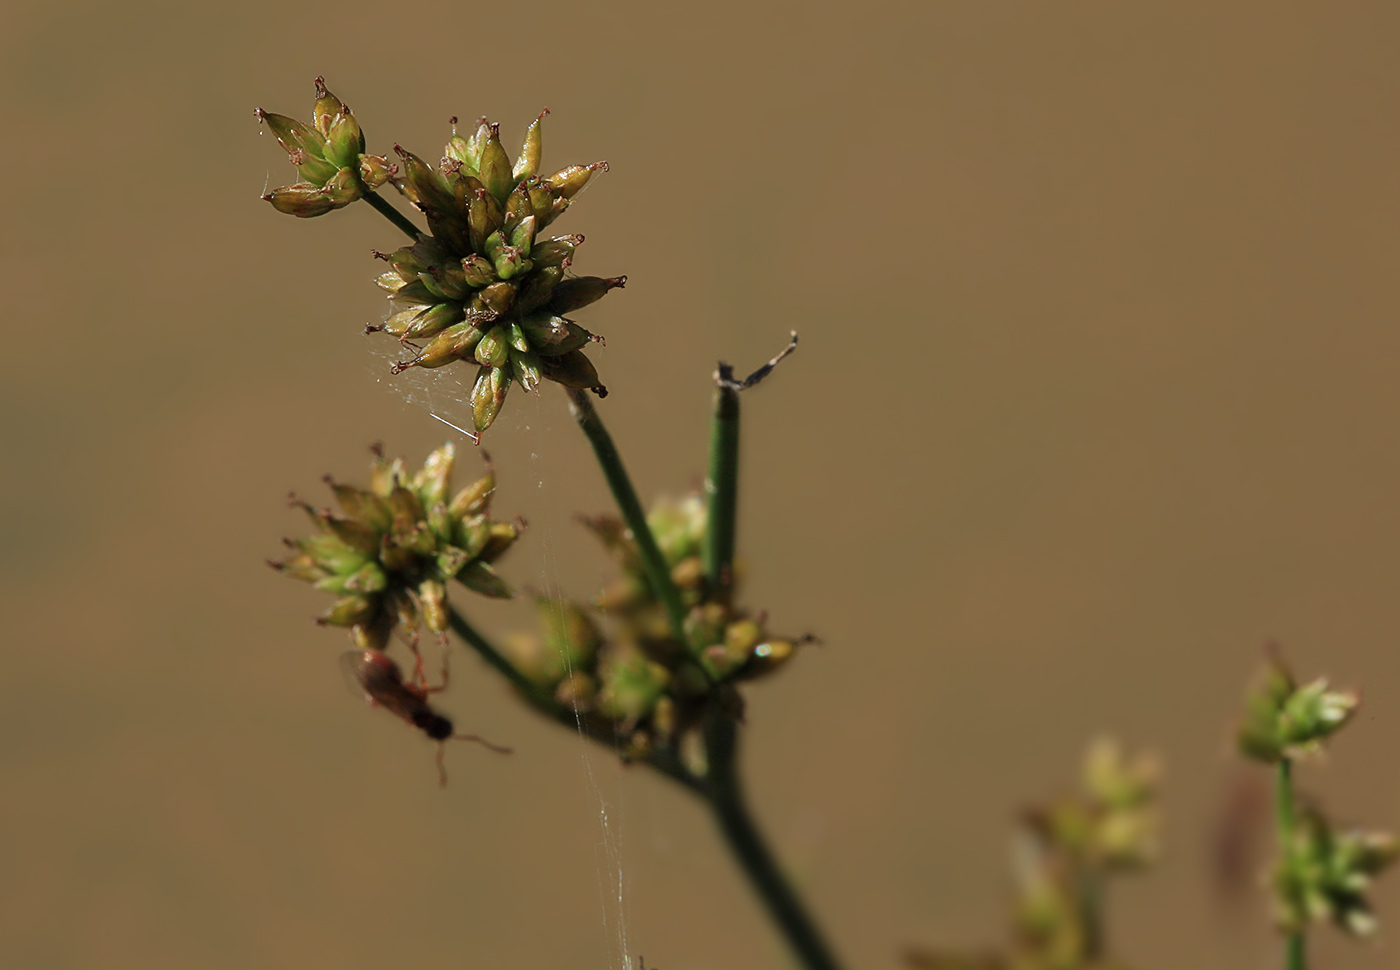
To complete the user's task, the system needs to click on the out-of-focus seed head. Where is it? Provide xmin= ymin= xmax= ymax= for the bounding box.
xmin=371 ymin=112 xmax=620 ymax=436
xmin=1237 ymin=649 xmax=1360 ymax=763
xmin=270 ymin=444 xmax=519 ymax=650
xmin=255 ymin=77 xmax=392 ymax=218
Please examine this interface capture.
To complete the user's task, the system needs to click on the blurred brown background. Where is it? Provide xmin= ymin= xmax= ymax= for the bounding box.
xmin=3 ymin=2 xmax=1399 ymax=968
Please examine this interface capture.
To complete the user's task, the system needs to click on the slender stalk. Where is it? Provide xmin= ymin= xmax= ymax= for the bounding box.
xmin=564 ymin=389 xmax=692 ymax=654
xmin=703 ymin=381 xmax=741 ymax=605
xmin=364 ymin=190 xmax=422 ymax=240
xmin=703 ymin=716 xmax=844 ymax=970
xmin=1276 ymin=757 xmax=1306 ymax=970
xmin=1077 ymin=868 xmax=1104 ymax=962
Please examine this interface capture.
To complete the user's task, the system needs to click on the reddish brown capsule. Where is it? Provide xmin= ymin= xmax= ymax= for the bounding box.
xmin=342 ymin=649 xmax=510 ymax=786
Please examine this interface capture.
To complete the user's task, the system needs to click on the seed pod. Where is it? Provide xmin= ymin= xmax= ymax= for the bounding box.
xmin=494 ymin=246 xmax=526 ymax=280
xmin=545 ymin=161 xmax=607 ymax=200
xmin=478 ymin=122 xmax=515 ymax=203
xmin=535 ymin=321 xmax=595 ymax=357
xmin=421 ymin=262 xmax=469 ymax=301
xmin=531 ymin=234 xmax=582 ymax=268
xmin=512 ymin=108 xmax=548 ymax=181
xmin=358 ymin=153 xmax=393 ymax=190
xmin=418 ymin=578 xmax=448 ymax=633
xmin=469 ymin=189 xmax=504 ymax=253
xmin=514 ymin=265 xmax=563 ymax=315
xmin=459 ymin=560 xmax=512 ymax=598
xmin=461 ymin=254 xmax=497 ymax=288
xmin=256 ymin=109 xmax=328 ymax=163
xmin=547 ymin=275 xmax=626 ymax=314
xmin=506 ymin=321 xmax=531 ymax=353
xmin=527 ymin=180 xmax=555 ymax=224
xmin=479 ymin=280 xmax=515 ymax=316
xmin=474 ymin=326 xmax=510 ymax=367
xmin=510 ymin=347 xmax=542 ymax=392
xmin=503 ymin=181 xmax=533 ymax=233
xmin=471 ymin=365 xmax=512 ymax=433
xmin=325 ymin=105 xmax=364 ymax=169
xmin=412 ymin=322 xmax=484 ymax=368
xmin=449 ymin=470 xmax=495 ymax=518
xmin=402 ymin=302 xmax=465 ymax=341
xmin=393 ymin=146 xmax=455 ymax=215
xmin=518 ymin=311 xmax=570 ymax=348
xmin=318 ymin=594 xmax=374 ymax=627
xmin=479 ymin=520 xmax=522 ymax=561
xmin=444 ymin=116 xmax=483 ymax=174
xmin=311 ymin=77 xmax=344 ymax=137
xmin=539 ymin=349 xmax=602 ymax=390
xmin=509 ymin=215 xmax=536 ymax=256
xmin=263 ymin=181 xmax=340 ymax=218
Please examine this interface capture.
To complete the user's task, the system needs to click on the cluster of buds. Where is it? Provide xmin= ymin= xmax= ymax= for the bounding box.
xmin=269 ymin=443 xmax=521 ymax=654
xmin=256 ymin=78 xmax=393 ymax=217
xmin=1274 ymin=806 xmax=1398 ymax=937
xmin=1235 ymin=651 xmax=1396 ymax=938
xmin=504 ymin=493 xmax=805 ymax=762
xmin=372 ymin=113 xmax=624 ymax=433
xmin=906 ymin=739 xmax=1159 ymax=970
xmin=1236 ymin=651 xmax=1358 ymax=763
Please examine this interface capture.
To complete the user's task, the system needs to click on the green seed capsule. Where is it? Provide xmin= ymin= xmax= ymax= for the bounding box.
xmin=402 ymin=302 xmax=465 ymax=341
xmin=507 ymin=321 xmax=531 ymax=353
xmin=325 ymin=105 xmax=364 ymax=169
xmin=393 ymin=145 xmax=455 ymax=215
xmin=474 ymin=326 xmax=510 ymax=367
xmin=469 ymin=188 xmax=504 ymax=253
xmin=412 ymin=321 xmax=484 ymax=368
xmin=494 ymin=245 xmax=525 ymax=280
xmin=538 ymin=196 xmax=571 ymax=231
xmin=471 ymin=365 xmax=512 ymax=433
xmin=547 ymin=275 xmax=626 ymax=314
xmin=540 ymin=349 xmax=602 ymax=390
xmin=311 ymin=77 xmax=344 ymax=138
xmin=449 ymin=470 xmax=496 ymax=518
xmin=545 ymin=161 xmax=607 ymax=200
xmin=444 ymin=116 xmax=481 ymax=174
xmin=531 ymin=234 xmax=583 ymax=268
xmin=527 ymin=180 xmax=555 ymax=223
xmin=255 ymin=109 xmax=329 ymax=162
xmin=358 ymin=153 xmax=393 ymax=190
xmin=534 ymin=321 xmax=594 ymax=356
xmin=262 ymin=182 xmax=339 ymax=218
xmin=288 ymin=148 xmax=340 ymax=187
xmin=317 ymin=594 xmax=374 ymax=627
xmin=478 ymin=122 xmax=515 ymax=203
xmin=518 ymin=311 xmax=570 ymax=348
xmin=512 ymin=108 xmax=548 ymax=181
xmin=510 ymin=347 xmax=542 ymax=392
xmin=509 ymin=215 xmax=537 ymax=256
xmin=461 ymin=254 xmax=497 ymax=288
xmin=459 ymin=560 xmax=512 ymax=598
xmin=514 ymin=265 xmax=563 ymax=315
xmin=418 ymin=578 xmax=449 ymax=633
xmin=479 ymin=280 xmax=515 ymax=315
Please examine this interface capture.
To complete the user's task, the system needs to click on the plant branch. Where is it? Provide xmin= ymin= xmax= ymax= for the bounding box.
xmin=703 ymin=715 xmax=844 ymax=970
xmin=1276 ymin=757 xmax=1306 ymax=970
xmin=703 ymin=379 xmax=740 ymax=605
xmin=564 ymin=389 xmax=694 ymax=657
xmin=705 ymin=332 xmax=798 ymax=605
xmin=364 ymin=189 xmax=422 ymax=240
xmin=444 ymin=598 xmax=705 ymax=795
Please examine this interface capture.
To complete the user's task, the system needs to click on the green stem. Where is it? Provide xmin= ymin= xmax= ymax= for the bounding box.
xmin=564 ymin=389 xmax=693 ymax=657
xmin=444 ymin=600 xmax=705 ymax=795
xmin=703 ymin=381 xmax=740 ymax=606
xmin=364 ymin=190 xmax=421 ymax=240
xmin=703 ymin=716 xmax=844 ymax=970
xmin=1277 ymin=757 xmax=1306 ymax=970
xmin=1077 ymin=868 xmax=1104 ymax=962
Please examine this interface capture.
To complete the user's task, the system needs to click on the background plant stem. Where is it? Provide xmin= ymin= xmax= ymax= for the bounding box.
xmin=703 ymin=715 xmax=844 ymax=970
xmin=564 ymin=389 xmax=694 ymax=656
xmin=364 ymin=190 xmax=421 ymax=240
xmin=1276 ymin=757 xmax=1306 ymax=970
xmin=703 ymin=381 xmax=740 ymax=606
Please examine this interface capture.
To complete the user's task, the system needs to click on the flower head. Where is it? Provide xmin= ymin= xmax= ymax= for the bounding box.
xmin=270 ymin=443 xmax=520 ymax=652
xmin=256 ymin=77 xmax=393 ymax=217
xmin=370 ymin=112 xmax=624 ymax=434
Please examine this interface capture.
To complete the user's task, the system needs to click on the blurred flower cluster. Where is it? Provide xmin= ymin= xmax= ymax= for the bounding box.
xmin=907 ymin=739 xmax=1159 ymax=970
xmin=1236 ymin=652 xmax=1397 ymax=938
xmin=504 ymin=493 xmax=806 ymax=764
xmin=269 ymin=443 xmax=520 ymax=655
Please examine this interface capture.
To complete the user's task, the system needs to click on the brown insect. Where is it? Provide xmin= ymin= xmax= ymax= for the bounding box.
xmin=342 ymin=648 xmax=511 ymax=786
